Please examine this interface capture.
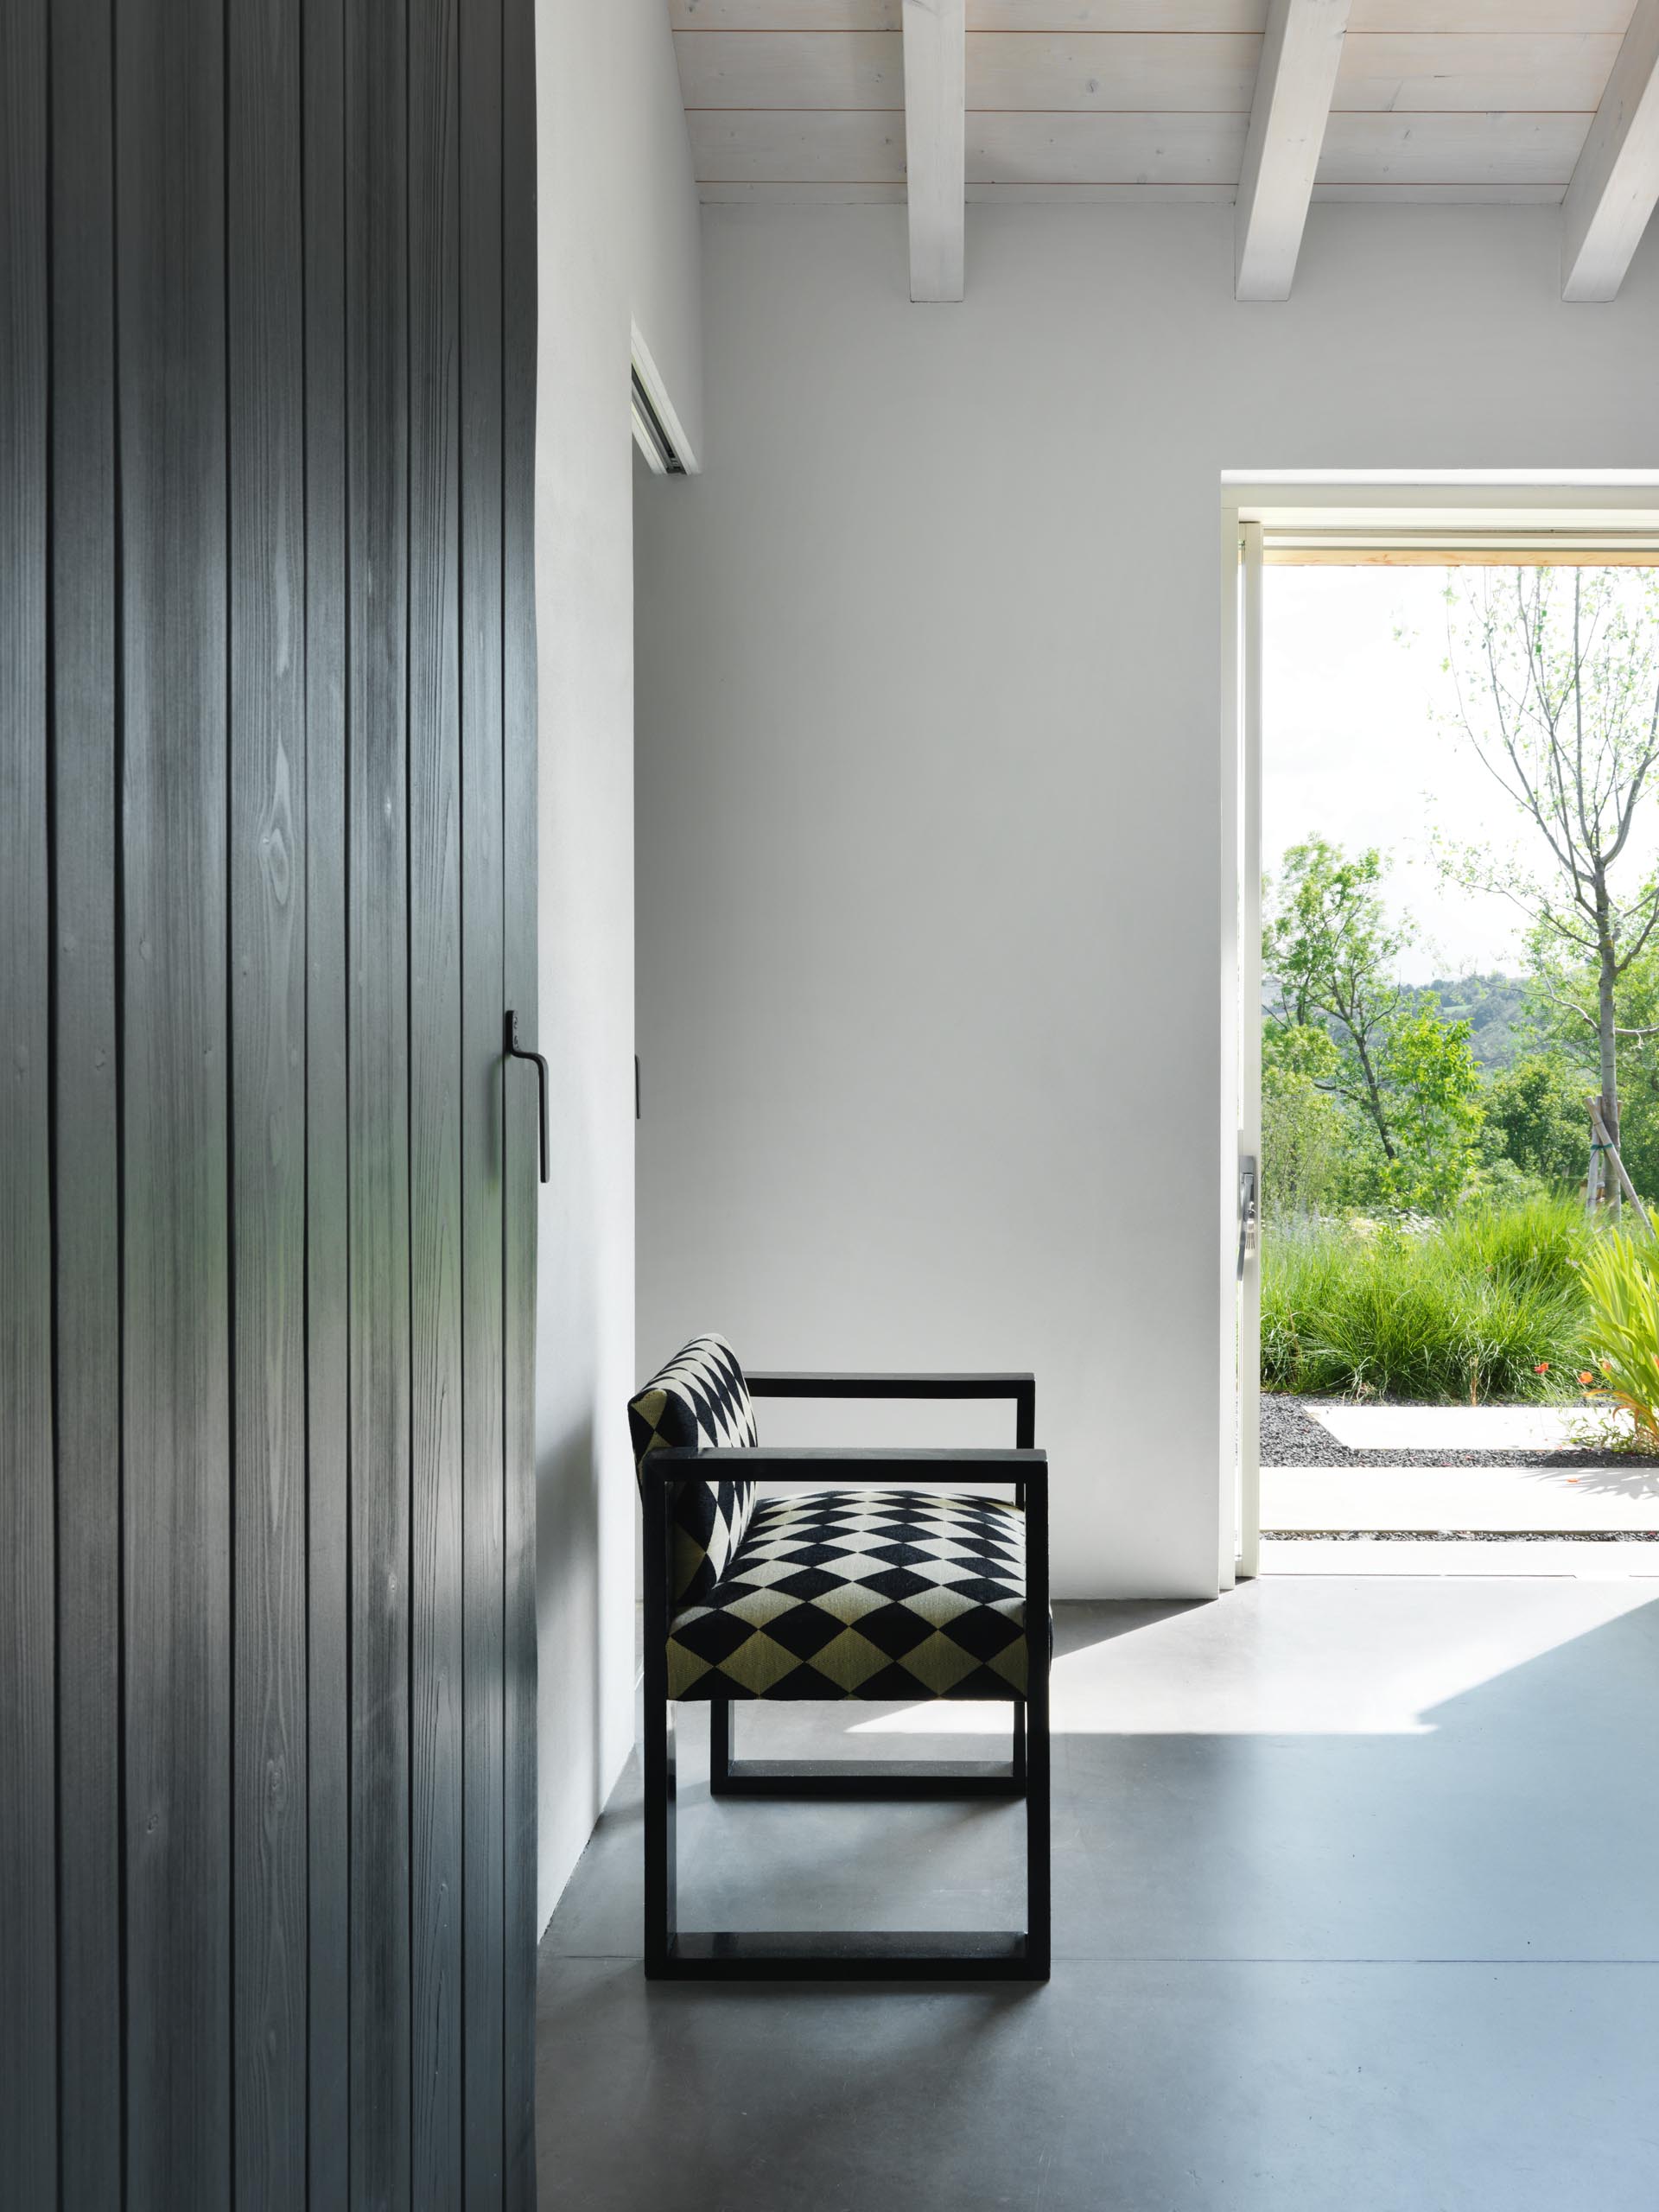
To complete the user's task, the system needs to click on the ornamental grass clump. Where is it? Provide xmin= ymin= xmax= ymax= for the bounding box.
xmin=1574 ymin=1232 xmax=1659 ymax=1451
xmin=1261 ymin=1195 xmax=1594 ymax=1404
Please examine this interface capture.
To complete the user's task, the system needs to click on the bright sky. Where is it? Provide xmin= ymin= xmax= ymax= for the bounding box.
xmin=1263 ymin=567 xmax=1535 ymax=985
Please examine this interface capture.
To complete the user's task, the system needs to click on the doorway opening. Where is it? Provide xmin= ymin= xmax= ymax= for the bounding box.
xmin=1226 ymin=485 xmax=1659 ymax=1583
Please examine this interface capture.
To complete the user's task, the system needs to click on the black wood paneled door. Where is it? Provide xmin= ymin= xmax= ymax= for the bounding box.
xmin=0 ymin=0 xmax=539 ymax=2202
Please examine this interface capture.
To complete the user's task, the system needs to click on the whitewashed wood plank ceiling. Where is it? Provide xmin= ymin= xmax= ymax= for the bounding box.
xmin=671 ymin=0 xmax=1634 ymax=202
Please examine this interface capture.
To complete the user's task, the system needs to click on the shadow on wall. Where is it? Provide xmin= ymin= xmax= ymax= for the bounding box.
xmin=537 ymin=1408 xmax=603 ymax=1911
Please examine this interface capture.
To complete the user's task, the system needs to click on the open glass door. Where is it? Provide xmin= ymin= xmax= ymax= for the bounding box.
xmin=1225 ymin=482 xmax=1659 ymax=1589
xmin=1236 ymin=519 xmax=1263 ymax=1579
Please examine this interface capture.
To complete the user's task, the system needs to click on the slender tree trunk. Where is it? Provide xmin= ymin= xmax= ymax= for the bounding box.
xmin=1351 ymin=1032 xmax=1396 ymax=1162
xmin=1597 ymin=877 xmax=1622 ymax=1222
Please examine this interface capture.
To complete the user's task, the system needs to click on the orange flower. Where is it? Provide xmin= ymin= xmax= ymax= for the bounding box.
xmin=1534 ymin=1363 xmax=1550 ymax=1374
xmin=1578 ymin=1370 xmax=1597 ymax=1385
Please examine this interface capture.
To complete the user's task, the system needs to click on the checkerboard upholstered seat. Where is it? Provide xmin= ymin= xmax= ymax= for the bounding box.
xmin=666 ymin=1487 xmax=1028 ymax=1700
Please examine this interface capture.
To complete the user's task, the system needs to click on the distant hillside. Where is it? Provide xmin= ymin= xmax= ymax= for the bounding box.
xmin=1402 ymin=972 xmax=1537 ymax=1069
xmin=1262 ymin=968 xmax=1546 ymax=1071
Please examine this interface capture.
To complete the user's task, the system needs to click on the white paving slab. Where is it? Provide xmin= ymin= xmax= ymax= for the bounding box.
xmin=1262 ymin=1462 xmax=1659 ymax=1533
xmin=1303 ymin=1402 xmax=1628 ymax=1451
xmin=1260 ymin=1537 xmax=1659 ymax=1579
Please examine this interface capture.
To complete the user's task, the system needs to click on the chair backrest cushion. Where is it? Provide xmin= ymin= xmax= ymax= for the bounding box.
xmin=629 ymin=1334 xmax=760 ymax=1606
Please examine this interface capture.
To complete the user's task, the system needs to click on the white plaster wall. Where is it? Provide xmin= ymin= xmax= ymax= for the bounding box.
xmin=633 ymin=201 xmax=1659 ymax=1603
xmin=533 ymin=0 xmax=701 ymax=1927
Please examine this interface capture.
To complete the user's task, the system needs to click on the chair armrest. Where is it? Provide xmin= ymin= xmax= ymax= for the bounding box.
xmin=646 ymin=1445 xmax=1046 ymax=1494
xmin=744 ymin=1371 xmax=1033 ymax=1395
xmin=742 ymin=1372 xmax=1036 ymax=1450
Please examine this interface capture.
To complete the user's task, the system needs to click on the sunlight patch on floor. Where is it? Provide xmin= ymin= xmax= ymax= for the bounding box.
xmin=846 ymin=1580 xmax=1659 ymax=1738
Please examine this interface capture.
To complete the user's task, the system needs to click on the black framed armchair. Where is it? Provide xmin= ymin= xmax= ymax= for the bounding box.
xmin=629 ymin=1334 xmax=1050 ymax=1981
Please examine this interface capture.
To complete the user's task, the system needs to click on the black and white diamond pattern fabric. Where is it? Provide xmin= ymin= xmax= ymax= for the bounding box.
xmin=628 ymin=1334 xmax=760 ymax=1606
xmin=666 ymin=1488 xmax=1028 ymax=1701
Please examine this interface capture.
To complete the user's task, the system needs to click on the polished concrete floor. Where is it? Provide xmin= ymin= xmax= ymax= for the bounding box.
xmin=537 ymin=1578 xmax=1659 ymax=2210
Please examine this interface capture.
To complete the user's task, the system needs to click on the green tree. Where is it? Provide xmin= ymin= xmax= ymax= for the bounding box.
xmin=1559 ymin=939 xmax=1659 ymax=1199
xmin=1480 ymin=1050 xmax=1589 ymax=1187
xmin=1260 ymin=1021 xmax=1359 ymax=1217
xmin=1441 ymin=567 xmax=1659 ymax=1218
xmin=1379 ymin=1012 xmax=1484 ymax=1211
xmin=1262 ymin=837 xmax=1411 ymax=1162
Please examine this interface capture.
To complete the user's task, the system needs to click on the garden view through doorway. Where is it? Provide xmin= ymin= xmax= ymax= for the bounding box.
xmin=1256 ymin=551 xmax=1659 ymax=1572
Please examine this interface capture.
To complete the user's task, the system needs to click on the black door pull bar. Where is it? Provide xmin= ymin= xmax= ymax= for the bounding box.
xmin=505 ymin=1010 xmax=550 ymax=1184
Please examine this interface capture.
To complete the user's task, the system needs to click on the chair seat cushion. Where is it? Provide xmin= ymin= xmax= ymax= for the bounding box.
xmin=666 ymin=1488 xmax=1028 ymax=1700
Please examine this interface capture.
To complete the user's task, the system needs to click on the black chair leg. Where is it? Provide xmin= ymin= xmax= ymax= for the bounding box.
xmin=709 ymin=1698 xmax=734 ymax=1796
xmin=1024 ymin=1481 xmax=1052 ymax=1980
xmin=1022 ymin=1698 xmax=1051 ymax=1980
xmin=643 ymin=1486 xmax=677 ymax=1979
xmin=643 ymin=1694 xmax=677 ymax=1978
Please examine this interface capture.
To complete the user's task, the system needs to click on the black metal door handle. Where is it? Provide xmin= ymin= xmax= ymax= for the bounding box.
xmin=505 ymin=1010 xmax=550 ymax=1185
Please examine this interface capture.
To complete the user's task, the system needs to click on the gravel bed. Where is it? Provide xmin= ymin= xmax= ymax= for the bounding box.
xmin=1260 ymin=1392 xmax=1641 ymax=1471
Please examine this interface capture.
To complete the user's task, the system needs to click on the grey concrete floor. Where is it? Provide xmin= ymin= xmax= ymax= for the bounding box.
xmin=537 ymin=1579 xmax=1659 ymax=2211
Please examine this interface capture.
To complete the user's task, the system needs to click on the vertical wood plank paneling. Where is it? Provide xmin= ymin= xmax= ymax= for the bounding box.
xmin=302 ymin=0 xmax=351 ymax=2199
xmin=116 ymin=0 xmax=233 ymax=2194
xmin=500 ymin=0 xmax=540 ymax=2198
xmin=24 ymin=0 xmax=537 ymax=2192
xmin=345 ymin=0 xmax=413 ymax=2196
xmin=228 ymin=0 xmax=309 ymax=2196
xmin=408 ymin=0 xmax=465 ymax=2195
xmin=49 ymin=0 xmax=123 ymax=2199
xmin=459 ymin=0 xmax=507 ymax=2187
xmin=0 ymin=0 xmax=59 ymax=2196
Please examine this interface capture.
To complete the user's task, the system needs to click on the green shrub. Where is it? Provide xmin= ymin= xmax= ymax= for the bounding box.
xmin=1575 ymin=1232 xmax=1659 ymax=1448
xmin=1436 ymin=1193 xmax=1592 ymax=1298
xmin=1471 ymin=1157 xmax=1555 ymax=1211
xmin=1261 ymin=1196 xmax=1595 ymax=1402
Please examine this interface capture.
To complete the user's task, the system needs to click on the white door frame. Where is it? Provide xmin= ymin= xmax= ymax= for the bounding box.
xmin=1217 ymin=473 xmax=1659 ymax=1587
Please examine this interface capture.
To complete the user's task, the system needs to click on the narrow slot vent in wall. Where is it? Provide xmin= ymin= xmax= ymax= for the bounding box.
xmin=632 ymin=365 xmax=686 ymax=476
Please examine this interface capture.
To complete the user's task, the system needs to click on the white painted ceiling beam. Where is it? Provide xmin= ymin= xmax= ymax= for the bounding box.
xmin=901 ymin=0 xmax=965 ymax=302
xmin=1235 ymin=0 xmax=1351 ymax=303
xmin=1562 ymin=0 xmax=1659 ymax=302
